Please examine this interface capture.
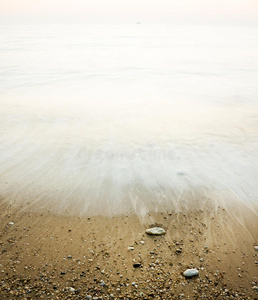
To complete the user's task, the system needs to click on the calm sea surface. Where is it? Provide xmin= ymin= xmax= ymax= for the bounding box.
xmin=0 ymin=24 xmax=258 ymax=215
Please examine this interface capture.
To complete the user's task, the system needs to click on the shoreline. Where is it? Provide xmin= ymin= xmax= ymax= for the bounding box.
xmin=0 ymin=200 xmax=257 ymax=299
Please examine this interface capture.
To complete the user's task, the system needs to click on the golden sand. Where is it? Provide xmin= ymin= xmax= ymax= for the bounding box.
xmin=0 ymin=199 xmax=257 ymax=299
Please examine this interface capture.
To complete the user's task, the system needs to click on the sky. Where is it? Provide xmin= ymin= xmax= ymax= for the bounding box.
xmin=0 ymin=0 xmax=258 ymax=25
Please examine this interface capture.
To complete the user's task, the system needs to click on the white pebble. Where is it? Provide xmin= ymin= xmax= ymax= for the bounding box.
xmin=254 ymin=246 xmax=258 ymax=251
xmin=8 ymin=222 xmax=14 ymax=226
xmin=183 ymin=269 xmax=199 ymax=278
xmin=146 ymin=227 xmax=166 ymax=235
xmin=100 ymin=280 xmax=105 ymax=286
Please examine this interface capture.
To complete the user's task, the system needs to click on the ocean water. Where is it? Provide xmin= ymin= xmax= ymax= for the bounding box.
xmin=0 ymin=24 xmax=258 ymax=216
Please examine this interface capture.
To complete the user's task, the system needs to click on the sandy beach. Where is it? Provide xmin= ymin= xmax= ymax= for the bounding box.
xmin=0 ymin=199 xmax=257 ymax=299
xmin=1 ymin=7 xmax=258 ymax=299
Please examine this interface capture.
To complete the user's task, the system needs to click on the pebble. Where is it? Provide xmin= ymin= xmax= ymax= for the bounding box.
xmin=133 ymin=263 xmax=141 ymax=268
xmin=100 ymin=280 xmax=105 ymax=286
xmin=183 ymin=269 xmax=199 ymax=278
xmin=254 ymin=246 xmax=258 ymax=251
xmin=128 ymin=247 xmax=134 ymax=250
xmin=8 ymin=222 xmax=14 ymax=226
xmin=146 ymin=227 xmax=166 ymax=235
xmin=68 ymin=287 xmax=75 ymax=292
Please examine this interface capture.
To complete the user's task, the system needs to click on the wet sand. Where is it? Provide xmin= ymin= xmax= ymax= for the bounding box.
xmin=0 ymin=199 xmax=258 ymax=299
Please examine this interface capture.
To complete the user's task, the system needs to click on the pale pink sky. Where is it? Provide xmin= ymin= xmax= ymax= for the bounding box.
xmin=0 ymin=0 xmax=258 ymax=24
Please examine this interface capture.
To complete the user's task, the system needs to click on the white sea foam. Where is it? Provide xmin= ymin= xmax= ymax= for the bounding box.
xmin=0 ymin=24 xmax=258 ymax=216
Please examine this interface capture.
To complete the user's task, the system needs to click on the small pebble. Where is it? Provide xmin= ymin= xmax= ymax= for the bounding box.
xmin=183 ymin=269 xmax=199 ymax=278
xmin=146 ymin=227 xmax=166 ymax=235
xmin=100 ymin=280 xmax=105 ymax=286
xmin=133 ymin=263 xmax=141 ymax=268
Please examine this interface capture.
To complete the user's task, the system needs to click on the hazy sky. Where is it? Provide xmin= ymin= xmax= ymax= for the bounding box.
xmin=0 ymin=0 xmax=258 ymax=25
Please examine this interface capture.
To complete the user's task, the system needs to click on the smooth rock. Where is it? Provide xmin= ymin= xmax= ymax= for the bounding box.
xmin=128 ymin=247 xmax=134 ymax=250
xmin=8 ymin=222 xmax=14 ymax=226
xmin=146 ymin=227 xmax=166 ymax=235
xmin=133 ymin=263 xmax=141 ymax=268
xmin=254 ymin=246 xmax=258 ymax=251
xmin=68 ymin=287 xmax=75 ymax=292
xmin=100 ymin=280 xmax=105 ymax=286
xmin=183 ymin=269 xmax=199 ymax=278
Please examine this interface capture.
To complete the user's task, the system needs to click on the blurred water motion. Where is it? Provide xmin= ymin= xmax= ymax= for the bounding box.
xmin=0 ymin=24 xmax=258 ymax=216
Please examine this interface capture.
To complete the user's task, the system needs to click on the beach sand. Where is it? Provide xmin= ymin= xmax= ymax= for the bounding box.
xmin=0 ymin=199 xmax=257 ymax=299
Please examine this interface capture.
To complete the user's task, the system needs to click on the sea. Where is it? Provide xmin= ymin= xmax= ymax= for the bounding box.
xmin=0 ymin=24 xmax=258 ymax=216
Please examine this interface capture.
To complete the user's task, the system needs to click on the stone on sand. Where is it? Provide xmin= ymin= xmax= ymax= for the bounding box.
xmin=146 ymin=227 xmax=166 ymax=235
xmin=183 ymin=269 xmax=199 ymax=278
